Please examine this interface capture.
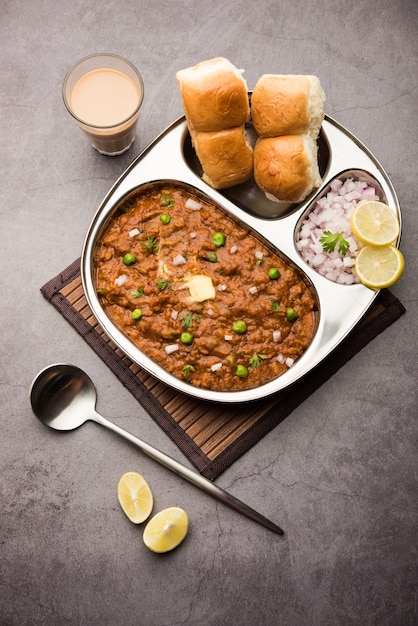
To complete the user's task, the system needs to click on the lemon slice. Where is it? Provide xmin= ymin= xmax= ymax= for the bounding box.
xmin=143 ymin=507 xmax=188 ymax=553
xmin=350 ymin=201 xmax=400 ymax=246
xmin=117 ymin=472 xmax=153 ymax=524
xmin=354 ymin=245 xmax=404 ymax=289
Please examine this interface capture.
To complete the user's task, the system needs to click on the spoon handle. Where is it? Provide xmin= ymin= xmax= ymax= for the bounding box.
xmin=94 ymin=412 xmax=284 ymax=536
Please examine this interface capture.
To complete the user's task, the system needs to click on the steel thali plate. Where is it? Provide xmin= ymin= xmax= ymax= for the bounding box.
xmin=81 ymin=114 xmax=401 ymax=403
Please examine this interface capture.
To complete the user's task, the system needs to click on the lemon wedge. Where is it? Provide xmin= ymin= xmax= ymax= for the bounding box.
xmin=350 ymin=201 xmax=400 ymax=246
xmin=117 ymin=472 xmax=153 ymax=524
xmin=143 ymin=507 xmax=188 ymax=553
xmin=354 ymin=245 xmax=404 ymax=289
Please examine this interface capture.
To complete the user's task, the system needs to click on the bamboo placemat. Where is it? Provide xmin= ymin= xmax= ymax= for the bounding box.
xmin=41 ymin=258 xmax=406 ymax=479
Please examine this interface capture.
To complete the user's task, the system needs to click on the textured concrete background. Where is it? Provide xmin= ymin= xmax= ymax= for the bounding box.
xmin=1 ymin=1 xmax=417 ymax=624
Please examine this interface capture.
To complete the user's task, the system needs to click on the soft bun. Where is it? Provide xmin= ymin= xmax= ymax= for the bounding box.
xmin=176 ymin=57 xmax=250 ymax=132
xmin=192 ymin=126 xmax=253 ymax=189
xmin=254 ymin=134 xmax=322 ymax=203
xmin=251 ymin=74 xmax=326 ymax=138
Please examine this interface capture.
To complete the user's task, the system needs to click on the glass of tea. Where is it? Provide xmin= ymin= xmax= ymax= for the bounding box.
xmin=63 ymin=54 xmax=144 ymax=156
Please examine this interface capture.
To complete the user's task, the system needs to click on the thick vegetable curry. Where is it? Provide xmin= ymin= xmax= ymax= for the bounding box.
xmin=95 ymin=183 xmax=318 ymax=391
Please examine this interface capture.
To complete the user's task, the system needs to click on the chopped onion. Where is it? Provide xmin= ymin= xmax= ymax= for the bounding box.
xmin=185 ymin=198 xmax=202 ymax=210
xmin=190 ymin=231 xmax=197 ymax=239
xmin=273 ymin=330 xmax=282 ymax=343
xmin=211 ymin=362 xmax=223 ymax=372
xmin=255 ymin=250 xmax=264 ymax=260
xmin=285 ymin=357 xmax=294 ymax=368
xmin=217 ymin=284 xmax=227 ymax=291
xmin=277 ymin=354 xmax=285 ymax=364
xmin=206 ymin=308 xmax=215 ymax=316
xmin=165 ymin=343 xmax=179 ymax=355
xmin=224 ymin=334 xmax=233 ymax=341
xmin=297 ymin=176 xmax=381 ymax=284
xmin=249 ymin=286 xmax=258 ymax=295
xmin=171 ymin=310 xmax=178 ymax=320
xmin=114 ymin=274 xmax=128 ymax=286
xmin=128 ymin=228 xmax=140 ymax=238
xmin=173 ymin=254 xmax=186 ymax=266
xmin=230 ymin=245 xmax=238 ymax=254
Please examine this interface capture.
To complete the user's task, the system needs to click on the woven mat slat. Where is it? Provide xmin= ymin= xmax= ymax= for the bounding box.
xmin=41 ymin=259 xmax=406 ymax=480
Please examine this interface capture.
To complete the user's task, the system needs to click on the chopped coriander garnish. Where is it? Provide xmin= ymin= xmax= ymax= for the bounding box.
xmin=143 ymin=234 xmax=159 ymax=254
xmin=156 ymin=279 xmax=172 ymax=291
xmin=130 ymin=286 xmax=144 ymax=298
xmin=182 ymin=364 xmax=196 ymax=377
xmin=319 ymin=231 xmax=350 ymax=255
xmin=270 ymin=298 xmax=281 ymax=311
xmin=180 ymin=311 xmax=201 ymax=330
xmin=249 ymin=353 xmax=267 ymax=368
xmin=161 ymin=192 xmax=175 ymax=207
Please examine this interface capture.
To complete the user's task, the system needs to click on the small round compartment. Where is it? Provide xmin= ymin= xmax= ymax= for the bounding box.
xmin=295 ymin=170 xmax=386 ymax=285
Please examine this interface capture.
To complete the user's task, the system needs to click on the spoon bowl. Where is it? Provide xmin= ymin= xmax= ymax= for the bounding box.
xmin=30 ymin=363 xmax=284 ymax=535
xmin=30 ymin=363 xmax=97 ymax=431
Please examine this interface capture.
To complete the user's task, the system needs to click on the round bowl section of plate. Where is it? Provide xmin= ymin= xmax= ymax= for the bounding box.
xmin=294 ymin=169 xmax=400 ymax=285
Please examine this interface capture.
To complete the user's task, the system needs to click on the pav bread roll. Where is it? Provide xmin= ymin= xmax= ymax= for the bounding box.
xmin=192 ymin=126 xmax=253 ymax=189
xmin=254 ymin=134 xmax=321 ymax=203
xmin=251 ymin=74 xmax=326 ymax=138
xmin=176 ymin=57 xmax=250 ymax=132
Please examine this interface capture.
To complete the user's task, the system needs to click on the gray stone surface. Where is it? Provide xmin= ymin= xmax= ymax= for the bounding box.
xmin=1 ymin=1 xmax=417 ymax=624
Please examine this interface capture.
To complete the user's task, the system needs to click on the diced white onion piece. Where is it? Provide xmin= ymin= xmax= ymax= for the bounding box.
xmin=230 ymin=245 xmax=238 ymax=254
xmin=165 ymin=344 xmax=179 ymax=354
xmin=343 ymin=256 xmax=355 ymax=267
xmin=173 ymin=254 xmax=187 ymax=266
xmin=190 ymin=231 xmax=197 ymax=239
xmin=255 ymin=250 xmax=264 ymax=260
xmin=285 ymin=357 xmax=295 ymax=368
xmin=128 ymin=228 xmax=140 ymax=237
xmin=249 ymin=286 xmax=258 ymax=295
xmin=114 ymin=274 xmax=128 ymax=286
xmin=277 ymin=354 xmax=285 ymax=364
xmin=217 ymin=284 xmax=227 ymax=291
xmin=211 ymin=363 xmax=223 ymax=372
xmin=206 ymin=308 xmax=214 ymax=316
xmin=171 ymin=310 xmax=178 ymax=320
xmin=273 ymin=330 xmax=282 ymax=343
xmin=224 ymin=334 xmax=233 ymax=341
xmin=185 ymin=198 xmax=202 ymax=210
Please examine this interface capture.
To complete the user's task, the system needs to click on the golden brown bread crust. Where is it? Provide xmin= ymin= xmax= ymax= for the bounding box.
xmin=251 ymin=74 xmax=325 ymax=137
xmin=253 ymin=135 xmax=321 ymax=203
xmin=176 ymin=57 xmax=249 ymax=132
xmin=192 ymin=126 xmax=253 ymax=189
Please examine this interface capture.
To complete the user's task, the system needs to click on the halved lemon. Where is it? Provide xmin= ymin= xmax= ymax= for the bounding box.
xmin=143 ymin=507 xmax=188 ymax=553
xmin=354 ymin=245 xmax=404 ymax=289
xmin=350 ymin=201 xmax=400 ymax=246
xmin=117 ymin=472 xmax=153 ymax=524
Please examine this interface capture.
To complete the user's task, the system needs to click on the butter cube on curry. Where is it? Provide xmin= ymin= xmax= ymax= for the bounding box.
xmin=187 ymin=275 xmax=215 ymax=302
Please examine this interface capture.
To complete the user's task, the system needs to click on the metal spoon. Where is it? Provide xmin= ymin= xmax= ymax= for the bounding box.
xmin=30 ymin=364 xmax=284 ymax=536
